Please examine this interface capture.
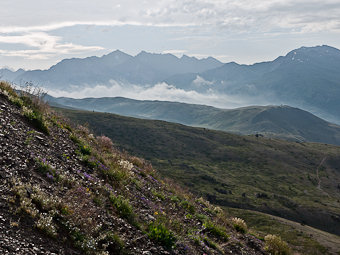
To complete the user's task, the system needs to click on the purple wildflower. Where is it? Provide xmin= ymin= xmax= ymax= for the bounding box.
xmin=83 ymin=172 xmax=93 ymax=180
xmin=46 ymin=173 xmax=54 ymax=180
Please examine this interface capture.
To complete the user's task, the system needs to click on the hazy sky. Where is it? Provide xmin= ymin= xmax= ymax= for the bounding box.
xmin=1 ymin=0 xmax=340 ymax=70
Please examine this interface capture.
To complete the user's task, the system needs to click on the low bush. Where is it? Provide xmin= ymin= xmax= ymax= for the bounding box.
xmin=231 ymin=217 xmax=247 ymax=234
xmin=203 ymin=220 xmax=229 ymax=241
xmin=148 ymin=223 xmax=176 ymax=248
xmin=109 ymin=194 xmax=137 ymax=226
xmin=264 ymin=234 xmax=292 ymax=255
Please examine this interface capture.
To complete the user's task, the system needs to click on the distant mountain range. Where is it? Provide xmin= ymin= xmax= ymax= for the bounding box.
xmin=46 ymin=95 xmax=340 ymax=146
xmin=166 ymin=45 xmax=340 ymax=123
xmin=0 ymin=50 xmax=222 ymax=88
xmin=1 ymin=45 xmax=340 ymax=124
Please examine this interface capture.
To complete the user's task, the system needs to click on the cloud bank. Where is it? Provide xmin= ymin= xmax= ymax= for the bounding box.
xmin=45 ymin=81 xmax=256 ymax=109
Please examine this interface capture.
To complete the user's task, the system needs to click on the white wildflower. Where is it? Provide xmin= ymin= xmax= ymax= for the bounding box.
xmin=118 ymin=159 xmax=133 ymax=171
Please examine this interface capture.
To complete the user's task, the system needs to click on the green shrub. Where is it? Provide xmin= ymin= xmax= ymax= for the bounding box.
xmin=0 ymin=81 xmax=17 ymax=98
xmin=170 ymin=196 xmax=180 ymax=203
xmin=264 ymin=234 xmax=292 ymax=255
xmin=22 ymin=106 xmax=49 ymax=134
xmin=151 ymin=189 xmax=165 ymax=201
xmin=148 ymin=223 xmax=176 ymax=248
xmin=70 ymin=134 xmax=91 ymax=155
xmin=180 ymin=200 xmax=196 ymax=214
xmin=36 ymin=159 xmax=60 ymax=182
xmin=37 ymin=159 xmax=50 ymax=174
xmin=81 ymin=155 xmax=97 ymax=169
xmin=195 ymin=213 xmax=209 ymax=223
xmin=109 ymin=194 xmax=137 ymax=225
xmin=204 ymin=220 xmax=229 ymax=241
xmin=70 ymin=134 xmax=81 ymax=144
xmin=104 ymin=167 xmax=128 ymax=183
xmin=80 ymin=143 xmax=91 ymax=155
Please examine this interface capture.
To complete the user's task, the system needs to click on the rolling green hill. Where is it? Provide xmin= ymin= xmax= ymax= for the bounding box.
xmin=46 ymin=96 xmax=340 ymax=146
xmin=56 ymin=107 xmax=340 ymax=240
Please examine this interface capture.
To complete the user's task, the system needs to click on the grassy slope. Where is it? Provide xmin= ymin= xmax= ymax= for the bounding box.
xmin=57 ymin=108 xmax=340 ymax=252
xmin=226 ymin=208 xmax=340 ymax=255
xmin=47 ymin=96 xmax=340 ymax=145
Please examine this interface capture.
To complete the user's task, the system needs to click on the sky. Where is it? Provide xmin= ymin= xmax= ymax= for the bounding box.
xmin=0 ymin=0 xmax=340 ymax=70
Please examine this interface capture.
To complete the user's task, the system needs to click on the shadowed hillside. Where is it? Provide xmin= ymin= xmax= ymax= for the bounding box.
xmin=46 ymin=95 xmax=340 ymax=146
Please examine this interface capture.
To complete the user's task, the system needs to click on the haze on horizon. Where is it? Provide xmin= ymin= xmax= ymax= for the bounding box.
xmin=1 ymin=0 xmax=340 ymax=70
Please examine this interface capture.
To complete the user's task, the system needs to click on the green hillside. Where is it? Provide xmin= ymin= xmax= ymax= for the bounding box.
xmin=57 ymin=108 xmax=340 ymax=240
xmin=47 ymin=96 xmax=340 ymax=146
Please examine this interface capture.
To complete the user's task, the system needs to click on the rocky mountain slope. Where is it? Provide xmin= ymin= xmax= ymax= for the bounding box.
xmin=46 ymin=95 xmax=340 ymax=146
xmin=57 ymin=107 xmax=340 ymax=240
xmin=0 ymin=81 xmax=273 ymax=254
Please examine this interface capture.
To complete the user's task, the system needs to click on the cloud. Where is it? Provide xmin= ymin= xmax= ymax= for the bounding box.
xmin=142 ymin=0 xmax=340 ymax=33
xmin=162 ymin=49 xmax=187 ymax=56
xmin=0 ymin=32 xmax=104 ymax=59
xmin=192 ymin=75 xmax=213 ymax=86
xmin=45 ymin=81 xmax=252 ymax=109
xmin=1 ymin=0 xmax=339 ymax=34
xmin=0 ymin=20 xmax=195 ymax=34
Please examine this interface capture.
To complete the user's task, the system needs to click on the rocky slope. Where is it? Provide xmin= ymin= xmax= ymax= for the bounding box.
xmin=0 ymin=82 xmax=271 ymax=254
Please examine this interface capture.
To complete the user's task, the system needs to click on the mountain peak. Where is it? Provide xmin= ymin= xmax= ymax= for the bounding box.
xmin=104 ymin=49 xmax=132 ymax=58
xmin=286 ymin=45 xmax=340 ymax=58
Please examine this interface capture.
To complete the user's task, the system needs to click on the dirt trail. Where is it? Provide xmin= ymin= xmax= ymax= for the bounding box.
xmin=316 ymin=157 xmax=327 ymax=190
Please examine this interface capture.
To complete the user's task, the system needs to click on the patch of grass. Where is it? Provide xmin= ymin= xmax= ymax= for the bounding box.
xmin=180 ymin=200 xmax=196 ymax=214
xmin=226 ymin=207 xmax=329 ymax=254
xmin=109 ymin=194 xmax=137 ymax=226
xmin=36 ymin=159 xmax=60 ymax=182
xmin=70 ymin=134 xmax=91 ymax=155
xmin=203 ymin=220 xmax=229 ymax=241
xmin=203 ymin=236 xmax=220 ymax=251
xmin=195 ymin=213 xmax=209 ymax=223
xmin=80 ymin=143 xmax=91 ymax=155
xmin=170 ymin=195 xmax=180 ymax=203
xmin=264 ymin=234 xmax=292 ymax=255
xmin=22 ymin=106 xmax=49 ymax=134
xmin=148 ymin=223 xmax=176 ymax=249
xmin=70 ymin=134 xmax=81 ymax=144
xmin=151 ymin=189 xmax=165 ymax=201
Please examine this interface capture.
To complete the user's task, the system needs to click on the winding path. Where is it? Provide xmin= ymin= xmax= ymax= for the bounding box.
xmin=316 ymin=157 xmax=327 ymax=190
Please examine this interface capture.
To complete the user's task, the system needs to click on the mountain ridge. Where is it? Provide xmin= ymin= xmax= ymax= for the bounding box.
xmin=46 ymin=95 xmax=340 ymax=146
xmin=2 ymin=45 xmax=339 ymax=124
